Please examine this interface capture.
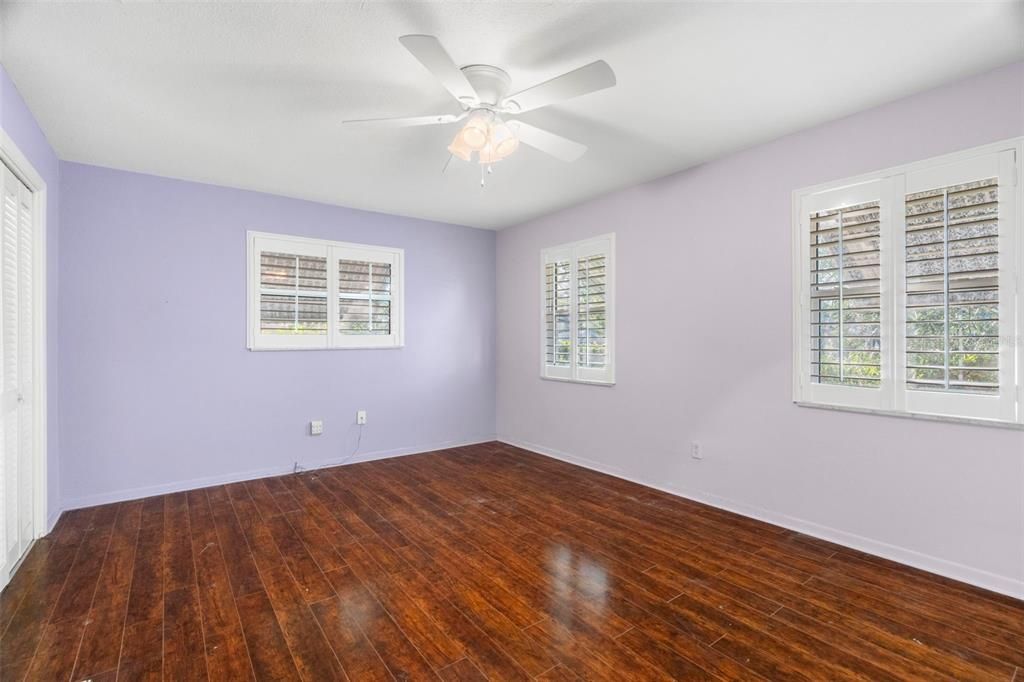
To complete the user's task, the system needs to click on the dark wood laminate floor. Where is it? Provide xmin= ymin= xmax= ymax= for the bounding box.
xmin=2 ymin=442 xmax=1022 ymax=681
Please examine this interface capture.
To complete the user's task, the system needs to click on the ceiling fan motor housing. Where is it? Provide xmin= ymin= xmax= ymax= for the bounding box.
xmin=460 ymin=64 xmax=512 ymax=107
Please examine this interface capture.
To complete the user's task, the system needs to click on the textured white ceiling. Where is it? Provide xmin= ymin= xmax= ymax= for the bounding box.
xmin=2 ymin=1 xmax=1022 ymax=229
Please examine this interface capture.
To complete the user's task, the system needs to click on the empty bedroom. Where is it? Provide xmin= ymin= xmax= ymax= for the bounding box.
xmin=1 ymin=1 xmax=1023 ymax=679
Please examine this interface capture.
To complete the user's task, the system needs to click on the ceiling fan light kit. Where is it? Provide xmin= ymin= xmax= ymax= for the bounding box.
xmin=448 ymin=111 xmax=520 ymax=166
xmin=447 ymin=129 xmax=475 ymax=162
xmin=344 ymin=35 xmax=617 ymax=186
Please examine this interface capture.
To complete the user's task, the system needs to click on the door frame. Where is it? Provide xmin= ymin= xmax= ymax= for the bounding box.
xmin=0 ymin=126 xmax=48 ymax=590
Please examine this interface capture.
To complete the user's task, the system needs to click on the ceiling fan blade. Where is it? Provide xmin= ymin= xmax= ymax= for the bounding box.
xmin=512 ymin=122 xmax=588 ymax=162
xmin=399 ymin=35 xmax=478 ymax=105
xmin=342 ymin=112 xmax=466 ymax=128
xmin=504 ymin=61 xmax=616 ymax=113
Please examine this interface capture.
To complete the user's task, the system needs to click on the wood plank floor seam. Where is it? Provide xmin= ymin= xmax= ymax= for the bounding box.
xmin=313 ymin=475 xmax=520 ymax=675
xmin=187 ymin=491 xmax=212 ymax=682
xmin=223 ymin=479 xmax=331 ymax=680
xmin=112 ymin=505 xmax=144 ymax=681
xmin=3 ymin=442 xmax=1022 ymax=681
xmin=346 ymin=536 xmax=441 ymax=678
xmin=15 ymin=511 xmax=96 ymax=679
xmin=205 ymin=486 xmax=261 ymax=681
xmin=287 ymin=523 xmax=375 ymax=682
xmin=612 ymin=625 xmax=635 ymax=640
xmin=65 ymin=502 xmax=123 ymax=680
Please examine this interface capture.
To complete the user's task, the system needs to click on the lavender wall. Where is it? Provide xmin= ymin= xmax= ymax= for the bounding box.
xmin=59 ymin=163 xmax=495 ymax=508
xmin=0 ymin=66 xmax=61 ymax=525
xmin=496 ymin=61 xmax=1024 ymax=597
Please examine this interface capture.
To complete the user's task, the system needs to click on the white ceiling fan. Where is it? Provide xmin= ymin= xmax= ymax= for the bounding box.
xmin=343 ymin=35 xmax=616 ymax=179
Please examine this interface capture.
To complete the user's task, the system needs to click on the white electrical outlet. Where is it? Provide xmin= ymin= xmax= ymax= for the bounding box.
xmin=310 ymin=420 xmax=323 ymax=436
xmin=691 ymin=441 xmax=702 ymax=460
xmin=357 ymin=410 xmax=367 ymax=425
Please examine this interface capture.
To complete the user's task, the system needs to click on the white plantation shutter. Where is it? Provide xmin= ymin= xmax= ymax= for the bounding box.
xmin=799 ymin=180 xmax=889 ymax=411
xmin=334 ymin=245 xmax=401 ymax=348
xmin=543 ymin=253 xmax=572 ymax=379
xmin=541 ymin=234 xmax=614 ymax=384
xmin=897 ymin=149 xmax=1017 ymax=422
xmin=250 ymin=236 xmax=330 ymax=349
xmin=809 ymin=201 xmax=882 ymax=388
xmin=338 ymin=260 xmax=391 ymax=335
xmin=577 ymin=254 xmax=608 ymax=370
xmin=260 ymin=252 xmax=328 ymax=336
xmin=248 ymin=233 xmax=403 ymax=350
xmin=904 ymin=179 xmax=999 ymax=394
xmin=795 ymin=141 xmax=1021 ymax=424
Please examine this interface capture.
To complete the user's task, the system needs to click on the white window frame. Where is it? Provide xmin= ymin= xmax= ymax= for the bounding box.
xmin=793 ymin=137 xmax=1023 ymax=426
xmin=539 ymin=233 xmax=615 ymax=386
xmin=247 ymin=231 xmax=404 ymax=351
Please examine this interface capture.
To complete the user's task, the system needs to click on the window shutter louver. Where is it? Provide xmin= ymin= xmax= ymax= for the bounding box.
xmin=544 ymin=260 xmax=571 ymax=367
xmin=904 ymin=179 xmax=999 ymax=394
xmin=338 ymin=259 xmax=392 ymax=335
xmin=259 ymin=251 xmax=328 ymax=335
xmin=809 ymin=201 xmax=882 ymax=388
xmin=541 ymin=234 xmax=614 ymax=384
xmin=577 ymin=255 xmax=607 ymax=369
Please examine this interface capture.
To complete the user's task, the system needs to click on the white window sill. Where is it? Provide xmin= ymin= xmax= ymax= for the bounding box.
xmin=795 ymin=400 xmax=1023 ymax=430
xmin=540 ymin=375 xmax=615 ymax=387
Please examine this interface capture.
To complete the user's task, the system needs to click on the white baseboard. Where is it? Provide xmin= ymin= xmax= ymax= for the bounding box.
xmin=59 ymin=435 xmax=496 ymax=512
xmin=46 ymin=507 xmax=62 ymax=533
xmin=496 ymin=435 xmax=1024 ymax=601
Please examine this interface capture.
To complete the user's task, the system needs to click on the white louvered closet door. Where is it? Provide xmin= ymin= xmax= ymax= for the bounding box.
xmin=1 ymin=161 xmax=34 ymax=579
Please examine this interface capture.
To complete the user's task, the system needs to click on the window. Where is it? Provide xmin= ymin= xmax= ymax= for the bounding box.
xmin=794 ymin=140 xmax=1021 ymax=424
xmin=810 ymin=199 xmax=883 ymax=389
xmin=541 ymin=234 xmax=615 ymax=384
xmin=904 ymin=179 xmax=999 ymax=395
xmin=247 ymin=232 xmax=403 ymax=350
